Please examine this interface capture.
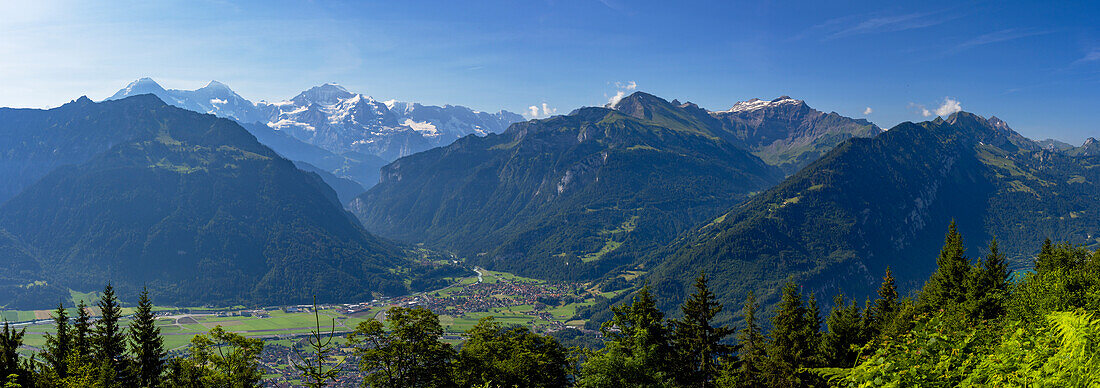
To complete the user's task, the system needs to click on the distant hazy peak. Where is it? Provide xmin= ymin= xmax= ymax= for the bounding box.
xmin=291 ymin=83 xmax=354 ymax=105
xmin=199 ymin=80 xmax=231 ymax=90
xmin=109 ymin=77 xmax=167 ymax=100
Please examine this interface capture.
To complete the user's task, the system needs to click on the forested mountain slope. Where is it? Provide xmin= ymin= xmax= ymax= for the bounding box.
xmin=0 ymin=95 xmax=409 ymax=306
xmin=353 ymin=92 xmax=784 ymax=281
xmin=645 ymin=112 xmax=1100 ymax=322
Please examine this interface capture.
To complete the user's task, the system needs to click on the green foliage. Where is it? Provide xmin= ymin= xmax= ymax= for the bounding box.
xmin=921 ymin=221 xmax=973 ymax=313
xmin=670 ymin=273 xmax=735 ymax=388
xmin=170 ymin=326 xmax=264 ymax=387
xmin=764 ymin=283 xmax=823 ymax=387
xmin=866 ymin=268 xmax=899 ymax=336
xmin=578 ymin=287 xmax=675 ymax=387
xmin=0 ymin=323 xmax=27 ymax=387
xmin=73 ymin=300 xmax=92 ymax=362
xmin=128 ymin=287 xmax=165 ymax=387
xmin=455 ymin=317 xmax=571 ymax=388
xmin=93 ymin=283 xmax=127 ymax=380
xmin=965 ymin=238 xmax=1010 ymax=321
xmin=819 ymin=294 xmax=868 ymax=368
xmin=819 ymin=239 xmax=1100 ymax=388
xmin=721 ymin=291 xmax=767 ymax=388
xmin=349 ymin=306 xmax=455 ymax=388
xmin=41 ymin=302 xmax=70 ymax=379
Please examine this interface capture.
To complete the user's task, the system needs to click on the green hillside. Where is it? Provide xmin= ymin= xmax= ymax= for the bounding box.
xmin=0 ymin=95 xmax=409 ymax=307
xmin=643 ymin=112 xmax=1100 ymax=324
xmin=353 ymin=92 xmax=784 ymax=282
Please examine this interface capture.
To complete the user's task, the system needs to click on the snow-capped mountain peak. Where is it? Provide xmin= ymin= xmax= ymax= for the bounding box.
xmin=107 ymin=78 xmax=523 ymax=161
xmin=109 ymin=77 xmax=167 ymax=100
xmin=719 ymin=96 xmax=804 ymax=113
xmin=291 ymin=83 xmax=353 ymax=105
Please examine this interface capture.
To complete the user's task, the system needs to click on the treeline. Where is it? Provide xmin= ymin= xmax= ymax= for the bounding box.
xmin=343 ymin=221 xmax=1100 ymax=387
xmin=4 ymin=221 xmax=1099 ymax=387
xmin=0 ymin=283 xmax=263 ymax=387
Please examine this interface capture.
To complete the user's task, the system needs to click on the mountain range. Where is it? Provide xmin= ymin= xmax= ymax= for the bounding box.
xmin=640 ymin=111 xmax=1100 ymax=323
xmin=0 ymin=95 xmax=419 ymax=307
xmin=107 ymin=78 xmax=524 ymax=195
xmin=1 ymin=85 xmax=1095 ymax=324
xmin=351 ymin=92 xmax=879 ymax=282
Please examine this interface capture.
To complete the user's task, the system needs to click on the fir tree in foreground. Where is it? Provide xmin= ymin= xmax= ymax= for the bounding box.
xmin=73 ymin=299 xmax=92 ymax=362
xmin=41 ymin=302 xmax=71 ymax=379
xmin=920 ymin=220 xmax=971 ymax=310
xmin=93 ymin=283 xmax=127 ymax=382
xmin=670 ymin=273 xmax=735 ymax=388
xmin=129 ymin=287 xmax=165 ymax=387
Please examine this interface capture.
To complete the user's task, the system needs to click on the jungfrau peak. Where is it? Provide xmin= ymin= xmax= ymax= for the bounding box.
xmin=107 ymin=78 xmax=524 ymax=162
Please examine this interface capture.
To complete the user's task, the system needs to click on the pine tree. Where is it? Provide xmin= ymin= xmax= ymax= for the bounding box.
xmin=921 ymin=221 xmax=971 ymax=310
xmin=129 ymin=287 xmax=164 ymax=387
xmin=764 ymin=283 xmax=821 ymax=387
xmin=805 ymin=293 xmax=823 ymax=359
xmin=577 ymin=286 xmax=675 ymax=387
xmin=966 ymin=238 xmax=1011 ymax=321
xmin=734 ymin=291 xmax=766 ymax=388
xmin=41 ymin=301 xmax=71 ymax=378
xmin=670 ymin=273 xmax=736 ymax=388
xmin=867 ymin=267 xmax=899 ymax=334
xmin=93 ymin=283 xmax=127 ymax=379
xmin=1034 ymin=237 xmax=1056 ymax=273
xmin=819 ymin=294 xmax=866 ymax=367
xmin=73 ymin=299 xmax=92 ymax=362
xmin=0 ymin=323 xmax=26 ymax=387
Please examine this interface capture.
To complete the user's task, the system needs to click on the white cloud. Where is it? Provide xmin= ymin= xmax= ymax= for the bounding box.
xmin=909 ymin=97 xmax=962 ymax=118
xmin=863 ymin=107 xmax=873 ymax=115
xmin=524 ymin=103 xmax=558 ymax=119
xmin=934 ymin=97 xmax=962 ymax=116
xmin=1075 ymin=49 xmax=1100 ymax=64
xmin=607 ymin=90 xmax=626 ymax=108
xmin=210 ymin=98 xmax=227 ymax=105
xmin=605 ymin=81 xmax=638 ymax=108
xmin=614 ymin=81 xmax=637 ymax=90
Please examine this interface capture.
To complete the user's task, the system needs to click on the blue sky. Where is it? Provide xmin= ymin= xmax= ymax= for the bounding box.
xmin=2 ymin=0 xmax=1098 ymax=143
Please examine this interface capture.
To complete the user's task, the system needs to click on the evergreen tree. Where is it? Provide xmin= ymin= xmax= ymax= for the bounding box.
xmin=806 ymin=293 xmax=823 ymax=359
xmin=73 ymin=299 xmax=93 ymax=362
xmin=577 ymin=286 xmax=674 ymax=387
xmin=0 ymin=323 xmax=27 ymax=387
xmin=1034 ymin=237 xmax=1055 ymax=273
xmin=670 ymin=273 xmax=736 ymax=388
xmin=733 ymin=291 xmax=767 ymax=388
xmin=819 ymin=294 xmax=866 ymax=367
xmin=921 ymin=221 xmax=971 ymax=310
xmin=93 ymin=283 xmax=127 ymax=379
xmin=129 ymin=287 xmax=165 ymax=387
xmin=763 ymin=283 xmax=821 ymax=387
xmin=966 ymin=238 xmax=1011 ymax=321
xmin=867 ymin=267 xmax=899 ymax=334
xmin=41 ymin=301 xmax=71 ymax=378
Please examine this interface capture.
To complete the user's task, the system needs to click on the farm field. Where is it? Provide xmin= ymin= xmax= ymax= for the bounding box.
xmin=3 ymin=267 xmax=620 ymax=357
